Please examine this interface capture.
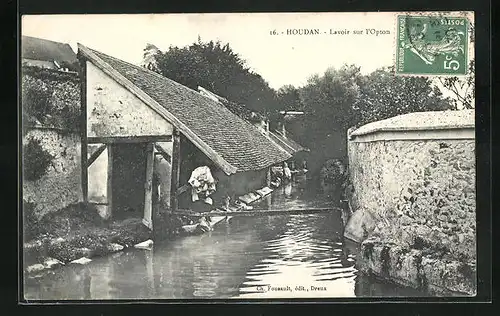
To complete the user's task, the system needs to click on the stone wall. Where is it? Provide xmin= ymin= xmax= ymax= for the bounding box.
xmin=344 ymin=110 xmax=476 ymax=296
xmin=22 ymin=66 xmax=82 ymax=218
xmin=23 ymin=128 xmax=83 ymax=218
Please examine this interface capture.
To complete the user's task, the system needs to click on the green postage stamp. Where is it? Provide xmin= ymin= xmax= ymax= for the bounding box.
xmin=396 ymin=15 xmax=469 ymax=75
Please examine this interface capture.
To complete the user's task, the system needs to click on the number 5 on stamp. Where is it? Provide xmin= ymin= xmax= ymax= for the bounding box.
xmin=396 ymin=15 xmax=469 ymax=75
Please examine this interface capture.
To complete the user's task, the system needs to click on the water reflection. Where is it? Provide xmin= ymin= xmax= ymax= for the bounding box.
xmin=24 ymin=184 xmax=428 ymax=300
xmin=236 ymin=213 xmax=357 ymax=298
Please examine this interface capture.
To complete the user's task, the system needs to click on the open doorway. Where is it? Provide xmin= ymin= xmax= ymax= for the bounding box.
xmin=111 ymin=143 xmax=147 ymax=220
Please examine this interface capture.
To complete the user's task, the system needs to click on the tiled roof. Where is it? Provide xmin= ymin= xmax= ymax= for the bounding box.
xmin=198 ymin=86 xmax=307 ymax=155
xmin=198 ymin=87 xmax=267 ymax=123
xmin=269 ymin=131 xmax=308 ymax=155
xmin=350 ymin=110 xmax=475 ymax=137
xmin=80 ymin=45 xmax=291 ymax=173
xmin=22 ymin=36 xmax=80 ymax=71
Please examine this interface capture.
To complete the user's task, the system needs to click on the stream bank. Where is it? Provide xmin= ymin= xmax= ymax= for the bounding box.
xmin=23 ymin=202 xmax=169 ymax=276
xmin=357 ymin=236 xmax=476 ymax=296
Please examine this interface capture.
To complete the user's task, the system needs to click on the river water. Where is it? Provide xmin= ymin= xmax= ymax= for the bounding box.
xmin=24 ymin=182 xmax=426 ymax=300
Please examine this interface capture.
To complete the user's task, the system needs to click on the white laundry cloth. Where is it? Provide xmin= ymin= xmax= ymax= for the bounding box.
xmin=283 ymin=166 xmax=292 ymax=179
xmin=188 ymin=166 xmax=216 ymax=204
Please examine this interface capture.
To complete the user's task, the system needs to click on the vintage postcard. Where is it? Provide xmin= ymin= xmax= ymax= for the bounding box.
xmin=21 ymin=12 xmax=476 ymax=301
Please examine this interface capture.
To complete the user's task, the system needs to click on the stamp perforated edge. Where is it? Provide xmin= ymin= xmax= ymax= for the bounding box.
xmin=392 ymin=11 xmax=474 ymax=78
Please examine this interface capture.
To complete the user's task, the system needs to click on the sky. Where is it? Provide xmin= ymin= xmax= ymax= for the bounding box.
xmin=22 ymin=12 xmax=400 ymax=90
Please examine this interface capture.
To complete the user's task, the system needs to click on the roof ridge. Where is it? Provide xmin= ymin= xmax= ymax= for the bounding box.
xmin=198 ymin=86 xmax=268 ymax=120
xmin=87 ymin=47 xmax=209 ymax=100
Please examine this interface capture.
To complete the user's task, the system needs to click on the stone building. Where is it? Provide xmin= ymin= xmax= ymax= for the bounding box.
xmin=77 ymin=44 xmax=291 ymax=229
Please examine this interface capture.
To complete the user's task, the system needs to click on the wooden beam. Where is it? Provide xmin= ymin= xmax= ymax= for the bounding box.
xmin=87 ymin=144 xmax=106 ymax=168
xmin=107 ymin=144 xmax=113 ymax=219
xmin=143 ymin=143 xmax=154 ymax=230
xmin=79 ymin=56 xmax=88 ymax=203
xmin=88 ymin=135 xmax=172 ymax=144
xmin=171 ymin=207 xmax=340 ymax=217
xmin=154 ymin=144 xmax=171 ymax=162
xmin=170 ymin=129 xmax=181 ymax=212
xmin=266 ymin=167 xmax=271 ymax=187
xmin=78 ymin=44 xmax=237 ymax=175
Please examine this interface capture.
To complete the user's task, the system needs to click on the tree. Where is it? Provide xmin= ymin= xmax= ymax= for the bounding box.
xmin=296 ymin=65 xmax=362 ymax=174
xmin=149 ymin=38 xmax=277 ymax=116
xmin=300 ymin=65 xmax=361 ymax=132
xmin=355 ymin=66 xmax=453 ymax=127
xmin=437 ymin=59 xmax=475 ymax=109
xmin=276 ymin=85 xmax=303 ymax=111
xmin=140 ymin=43 xmax=161 ymax=71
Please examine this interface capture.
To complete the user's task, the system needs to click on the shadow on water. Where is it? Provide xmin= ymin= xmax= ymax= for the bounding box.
xmin=24 ymin=182 xmax=429 ymax=300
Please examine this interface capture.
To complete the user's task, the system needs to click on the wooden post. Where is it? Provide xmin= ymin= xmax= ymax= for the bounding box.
xmin=106 ymin=145 xmax=113 ymax=219
xmin=79 ymin=57 xmax=88 ymax=203
xmin=143 ymin=142 xmax=154 ymax=230
xmin=170 ymin=129 xmax=181 ymax=212
xmin=266 ymin=167 xmax=271 ymax=187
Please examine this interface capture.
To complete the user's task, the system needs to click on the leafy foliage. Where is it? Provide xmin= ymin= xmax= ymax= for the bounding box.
xmin=320 ymin=159 xmax=347 ymax=185
xmin=23 ymin=138 xmax=54 ymax=181
xmin=276 ymin=85 xmax=304 ymax=112
xmin=355 ymin=66 xmax=453 ymax=127
xmin=219 ymin=98 xmax=266 ymax=123
xmin=438 ymin=59 xmax=475 ymax=109
xmin=22 ymin=67 xmax=81 ymax=131
xmin=301 ymin=65 xmax=361 ymax=132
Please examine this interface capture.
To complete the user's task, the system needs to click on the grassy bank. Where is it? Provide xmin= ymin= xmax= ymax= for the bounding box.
xmin=24 ymin=202 xmax=153 ymax=273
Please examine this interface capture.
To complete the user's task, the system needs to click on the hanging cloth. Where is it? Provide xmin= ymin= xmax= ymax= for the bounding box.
xmin=188 ymin=166 xmax=216 ymax=205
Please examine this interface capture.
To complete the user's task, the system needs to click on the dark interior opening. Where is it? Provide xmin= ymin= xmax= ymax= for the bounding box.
xmin=111 ymin=143 xmax=147 ymax=220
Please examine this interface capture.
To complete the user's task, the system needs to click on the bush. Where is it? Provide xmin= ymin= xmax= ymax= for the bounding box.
xmin=38 ymin=202 xmax=106 ymax=236
xmin=23 ymin=138 xmax=54 ymax=181
xmin=320 ymin=158 xmax=347 ymax=185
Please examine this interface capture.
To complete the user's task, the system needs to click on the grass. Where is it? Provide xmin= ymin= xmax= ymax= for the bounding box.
xmin=24 ymin=203 xmax=152 ymax=266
